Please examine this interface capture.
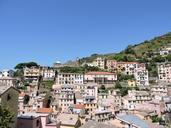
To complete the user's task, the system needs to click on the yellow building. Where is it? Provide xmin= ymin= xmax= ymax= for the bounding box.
xmin=127 ymin=80 xmax=136 ymax=87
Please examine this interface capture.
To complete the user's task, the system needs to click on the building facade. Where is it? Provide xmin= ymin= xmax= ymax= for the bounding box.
xmin=84 ymin=71 xmax=117 ymax=84
xmin=56 ymin=73 xmax=84 ymax=85
xmin=92 ymin=57 xmax=106 ymax=69
xmin=158 ymin=63 xmax=171 ymax=83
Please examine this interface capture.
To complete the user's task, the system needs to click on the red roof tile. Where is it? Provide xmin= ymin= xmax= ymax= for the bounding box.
xmin=37 ymin=108 xmax=53 ymax=113
xmin=74 ymin=104 xmax=85 ymax=109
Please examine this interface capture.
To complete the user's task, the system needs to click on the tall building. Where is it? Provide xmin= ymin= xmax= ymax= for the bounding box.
xmin=93 ymin=57 xmax=106 ymax=69
xmin=56 ymin=73 xmax=84 ymax=85
xmin=134 ymin=69 xmax=149 ymax=87
xmin=158 ymin=63 xmax=171 ymax=83
xmin=23 ymin=66 xmax=41 ymax=85
xmin=84 ymin=71 xmax=117 ymax=84
xmin=59 ymin=85 xmax=75 ymax=112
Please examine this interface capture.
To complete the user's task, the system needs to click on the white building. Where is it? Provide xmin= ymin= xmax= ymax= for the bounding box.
xmin=84 ymin=71 xmax=117 ymax=84
xmin=0 ymin=77 xmax=17 ymax=87
xmin=134 ymin=69 xmax=149 ymax=87
xmin=150 ymin=84 xmax=168 ymax=100
xmin=41 ymin=67 xmax=56 ymax=80
xmin=93 ymin=57 xmax=106 ymax=69
xmin=123 ymin=90 xmax=152 ymax=110
xmin=158 ymin=63 xmax=171 ymax=83
xmin=56 ymin=73 xmax=84 ymax=85
xmin=0 ymin=69 xmax=14 ymax=77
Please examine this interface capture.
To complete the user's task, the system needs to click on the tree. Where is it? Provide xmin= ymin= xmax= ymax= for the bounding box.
xmin=153 ymin=55 xmax=165 ymax=62
xmin=15 ymin=62 xmax=38 ymax=70
xmin=151 ymin=116 xmax=163 ymax=123
xmin=0 ymin=105 xmax=14 ymax=128
xmin=115 ymin=81 xmax=122 ymax=89
xmin=100 ymin=85 xmax=106 ymax=90
xmin=118 ymin=74 xmax=134 ymax=81
xmin=125 ymin=45 xmax=135 ymax=54
xmin=166 ymin=54 xmax=171 ymax=61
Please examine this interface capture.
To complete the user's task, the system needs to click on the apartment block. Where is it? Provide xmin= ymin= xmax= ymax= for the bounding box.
xmin=41 ymin=67 xmax=56 ymax=80
xmin=84 ymin=71 xmax=117 ymax=84
xmin=56 ymin=73 xmax=84 ymax=85
xmin=106 ymin=60 xmax=117 ymax=72
xmin=58 ymin=85 xmax=75 ymax=112
xmin=123 ymin=90 xmax=152 ymax=110
xmin=0 ymin=69 xmax=14 ymax=77
xmin=158 ymin=63 xmax=171 ymax=83
xmin=24 ymin=67 xmax=41 ymax=85
xmin=92 ymin=57 xmax=106 ymax=69
xmin=134 ymin=69 xmax=149 ymax=87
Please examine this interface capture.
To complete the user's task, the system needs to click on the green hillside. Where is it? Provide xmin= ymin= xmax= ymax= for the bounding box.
xmin=80 ymin=32 xmax=171 ymax=63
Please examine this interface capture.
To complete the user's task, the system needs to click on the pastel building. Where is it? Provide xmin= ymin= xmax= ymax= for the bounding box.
xmin=92 ymin=57 xmax=106 ymax=69
xmin=83 ymin=86 xmax=98 ymax=113
xmin=158 ymin=63 xmax=171 ymax=83
xmin=24 ymin=67 xmax=41 ymax=85
xmin=106 ymin=60 xmax=117 ymax=72
xmin=41 ymin=67 xmax=56 ymax=80
xmin=0 ymin=76 xmax=17 ymax=87
xmin=134 ymin=69 xmax=149 ymax=87
xmin=56 ymin=73 xmax=84 ymax=85
xmin=123 ymin=90 xmax=152 ymax=110
xmin=17 ymin=112 xmax=60 ymax=128
xmin=0 ymin=69 xmax=14 ymax=77
xmin=84 ymin=71 xmax=117 ymax=84
xmin=58 ymin=85 xmax=75 ymax=112
xmin=150 ymin=84 xmax=168 ymax=100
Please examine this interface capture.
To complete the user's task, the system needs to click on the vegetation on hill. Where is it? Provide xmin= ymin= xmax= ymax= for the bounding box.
xmin=14 ymin=62 xmax=39 ymax=77
xmin=15 ymin=62 xmax=39 ymax=69
xmin=0 ymin=105 xmax=14 ymax=128
xmin=58 ymin=65 xmax=103 ymax=73
xmin=78 ymin=32 xmax=171 ymax=77
xmin=112 ymin=32 xmax=171 ymax=61
xmin=79 ymin=32 xmax=171 ymax=63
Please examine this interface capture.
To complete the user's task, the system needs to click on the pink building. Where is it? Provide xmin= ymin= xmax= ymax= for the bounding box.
xmin=135 ymin=100 xmax=165 ymax=117
xmin=106 ymin=60 xmax=117 ymax=72
xmin=17 ymin=112 xmax=60 ymax=128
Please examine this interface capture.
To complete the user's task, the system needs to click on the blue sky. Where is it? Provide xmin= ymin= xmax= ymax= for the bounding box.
xmin=0 ymin=0 xmax=171 ymax=69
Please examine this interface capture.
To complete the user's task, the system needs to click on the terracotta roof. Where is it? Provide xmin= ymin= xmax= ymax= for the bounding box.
xmin=74 ymin=104 xmax=85 ymax=109
xmin=85 ymin=71 xmax=115 ymax=75
xmin=37 ymin=108 xmax=53 ymax=113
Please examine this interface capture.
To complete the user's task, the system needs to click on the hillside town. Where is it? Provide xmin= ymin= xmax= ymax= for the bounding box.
xmin=1 ymin=44 xmax=171 ymax=128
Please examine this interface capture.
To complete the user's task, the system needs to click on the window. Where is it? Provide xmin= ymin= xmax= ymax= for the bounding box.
xmin=7 ymin=94 xmax=11 ymax=101
xmin=36 ymin=120 xmax=40 ymax=127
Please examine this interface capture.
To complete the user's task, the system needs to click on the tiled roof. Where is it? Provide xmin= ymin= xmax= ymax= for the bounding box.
xmin=74 ymin=104 xmax=85 ymax=109
xmin=37 ymin=108 xmax=52 ymax=114
xmin=85 ymin=71 xmax=115 ymax=75
xmin=57 ymin=114 xmax=79 ymax=126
